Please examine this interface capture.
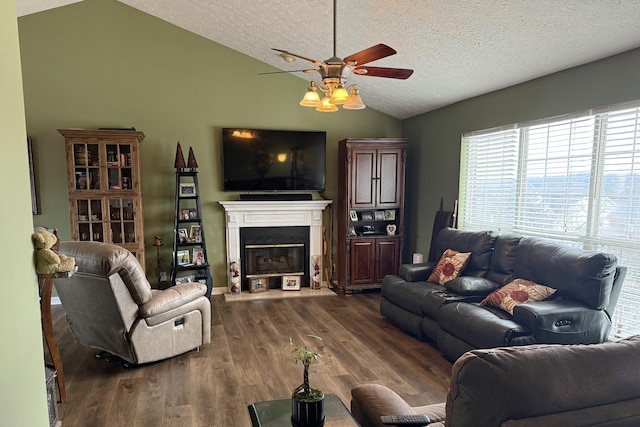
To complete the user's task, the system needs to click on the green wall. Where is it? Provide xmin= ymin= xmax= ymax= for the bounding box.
xmin=0 ymin=1 xmax=49 ymax=425
xmin=403 ymin=48 xmax=640 ymax=258
xmin=18 ymin=0 xmax=402 ymax=289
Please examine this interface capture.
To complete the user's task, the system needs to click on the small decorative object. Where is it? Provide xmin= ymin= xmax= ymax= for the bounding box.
xmin=176 ymin=249 xmax=190 ymax=265
xmin=174 ymin=141 xmax=186 ymax=170
xmin=190 ymin=225 xmax=202 ymax=242
xmin=179 ymin=183 xmax=196 ymax=196
xmin=31 ymin=230 xmax=76 ymax=276
xmin=348 ymin=226 xmax=357 ymax=236
xmin=384 ymin=209 xmax=396 ymax=220
xmin=282 ymin=275 xmax=302 ymax=291
xmin=386 ymin=224 xmax=397 ymax=236
xmin=177 ymin=228 xmax=188 ymax=243
xmin=250 ymin=277 xmax=269 ymax=293
xmin=290 ymin=336 xmax=324 ymax=427
xmin=175 ymin=274 xmax=195 ymax=284
xmin=374 ymin=210 xmax=385 ymax=220
xmin=228 ymin=260 xmax=241 ymax=295
xmin=153 ymin=236 xmax=165 ymax=286
xmin=361 ymin=211 xmax=374 ymax=221
xmin=311 ymin=255 xmax=321 ymax=290
xmin=187 ymin=146 xmax=198 ymax=169
xmin=193 ymin=248 xmax=204 ymax=265
xmin=349 ymin=210 xmax=358 ymax=221
xmin=362 ymin=225 xmax=375 ymax=234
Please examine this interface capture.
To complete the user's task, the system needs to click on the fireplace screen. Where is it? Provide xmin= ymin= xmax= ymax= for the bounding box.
xmin=245 ymin=243 xmax=305 ymax=277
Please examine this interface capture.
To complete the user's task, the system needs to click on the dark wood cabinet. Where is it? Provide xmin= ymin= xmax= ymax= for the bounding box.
xmin=337 ymin=138 xmax=407 ymax=293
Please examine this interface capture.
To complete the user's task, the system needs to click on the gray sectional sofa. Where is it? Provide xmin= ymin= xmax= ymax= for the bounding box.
xmin=381 ymin=228 xmax=627 ymax=360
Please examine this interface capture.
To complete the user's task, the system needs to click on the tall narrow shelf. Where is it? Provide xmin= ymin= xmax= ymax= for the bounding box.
xmin=59 ymin=128 xmax=146 ymax=270
xmin=336 ymin=138 xmax=407 ymax=293
xmin=170 ymin=147 xmax=212 ymax=297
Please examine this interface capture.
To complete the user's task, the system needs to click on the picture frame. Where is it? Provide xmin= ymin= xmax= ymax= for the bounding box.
xmin=361 ymin=211 xmax=374 ymax=221
xmin=384 ymin=209 xmax=396 ymax=220
xmin=176 ymin=249 xmax=190 ymax=265
xmin=190 ymin=225 xmax=202 ymax=243
xmin=177 ymin=228 xmax=189 ymax=243
xmin=281 ymin=275 xmax=301 ymax=291
xmin=179 ymin=183 xmax=196 ymax=197
xmin=349 ymin=210 xmax=358 ymax=222
xmin=192 ymin=248 xmax=204 ymax=265
xmin=374 ymin=210 xmax=385 ymax=220
xmin=175 ymin=274 xmax=195 ymax=284
xmin=249 ymin=277 xmax=269 ymax=293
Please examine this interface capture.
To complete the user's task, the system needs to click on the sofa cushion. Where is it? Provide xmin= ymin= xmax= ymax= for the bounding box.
xmin=444 ymin=277 xmax=500 ymax=296
xmin=484 ymin=234 xmax=521 ymax=285
xmin=513 ymin=237 xmax=617 ymax=310
xmin=382 ymin=278 xmax=444 ymax=316
xmin=428 ymin=249 xmax=471 ymax=285
xmin=481 ymin=278 xmax=556 ymax=315
xmin=437 ymin=302 xmax=530 ymax=349
xmin=433 ymin=228 xmax=496 ymax=278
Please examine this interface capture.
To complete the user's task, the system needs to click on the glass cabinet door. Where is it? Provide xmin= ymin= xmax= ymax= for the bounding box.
xmin=73 ymin=143 xmax=101 ymax=190
xmin=109 ymin=198 xmax=136 ymax=244
xmin=75 ymin=199 xmax=104 ymax=242
xmin=106 ymin=144 xmax=133 ymax=190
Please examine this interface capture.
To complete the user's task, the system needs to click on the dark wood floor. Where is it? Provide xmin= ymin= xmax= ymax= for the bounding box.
xmin=50 ymin=291 xmax=452 ymax=426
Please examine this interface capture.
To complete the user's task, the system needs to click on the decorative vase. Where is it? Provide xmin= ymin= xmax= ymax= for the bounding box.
xmin=291 ymin=390 xmax=325 ymax=427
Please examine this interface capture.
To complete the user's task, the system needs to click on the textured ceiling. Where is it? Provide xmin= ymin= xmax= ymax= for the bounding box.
xmin=16 ymin=0 xmax=640 ymax=119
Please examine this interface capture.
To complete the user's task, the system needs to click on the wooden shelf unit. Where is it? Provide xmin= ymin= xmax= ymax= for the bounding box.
xmin=59 ymin=128 xmax=146 ymax=270
xmin=336 ymin=138 xmax=407 ymax=293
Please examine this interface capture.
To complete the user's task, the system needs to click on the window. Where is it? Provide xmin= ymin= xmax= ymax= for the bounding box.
xmin=460 ymin=101 xmax=640 ymax=339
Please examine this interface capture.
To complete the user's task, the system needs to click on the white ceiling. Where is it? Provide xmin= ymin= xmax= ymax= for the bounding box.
xmin=16 ymin=0 xmax=640 ymax=120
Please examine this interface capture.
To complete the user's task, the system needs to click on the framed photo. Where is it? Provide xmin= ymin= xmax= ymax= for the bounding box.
xmin=190 ymin=225 xmax=202 ymax=242
xmin=384 ymin=209 xmax=396 ymax=220
xmin=177 ymin=228 xmax=189 ymax=243
xmin=361 ymin=211 xmax=374 ymax=221
xmin=349 ymin=210 xmax=358 ymax=222
xmin=374 ymin=210 xmax=385 ymax=220
xmin=192 ymin=248 xmax=204 ymax=265
xmin=176 ymin=250 xmax=190 ymax=265
xmin=282 ymin=275 xmax=301 ymax=291
xmin=179 ymin=183 xmax=196 ymax=197
xmin=249 ymin=277 xmax=269 ymax=293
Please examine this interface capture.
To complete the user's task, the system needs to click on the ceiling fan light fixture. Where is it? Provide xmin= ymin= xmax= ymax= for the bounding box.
xmin=299 ymin=86 xmax=322 ymax=107
xmin=316 ymin=96 xmax=339 ymax=112
xmin=329 ymin=84 xmax=351 ymax=105
xmin=343 ymin=88 xmax=366 ymax=110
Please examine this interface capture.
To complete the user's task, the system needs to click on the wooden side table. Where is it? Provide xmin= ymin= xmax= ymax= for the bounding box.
xmin=38 ymin=269 xmax=74 ymax=402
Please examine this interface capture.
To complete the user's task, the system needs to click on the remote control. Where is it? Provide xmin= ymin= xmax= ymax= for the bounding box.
xmin=380 ymin=414 xmax=431 ymax=425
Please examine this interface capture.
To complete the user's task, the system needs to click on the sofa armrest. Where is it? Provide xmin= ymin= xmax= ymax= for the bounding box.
xmin=513 ymin=299 xmax=611 ymax=343
xmin=399 ymin=262 xmax=436 ymax=282
xmin=139 ymin=282 xmax=207 ymax=318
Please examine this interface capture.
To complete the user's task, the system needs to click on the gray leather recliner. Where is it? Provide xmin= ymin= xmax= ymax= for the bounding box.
xmin=55 ymin=241 xmax=211 ymax=365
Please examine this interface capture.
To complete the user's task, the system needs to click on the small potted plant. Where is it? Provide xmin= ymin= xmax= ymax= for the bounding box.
xmin=290 ymin=336 xmax=324 ymax=427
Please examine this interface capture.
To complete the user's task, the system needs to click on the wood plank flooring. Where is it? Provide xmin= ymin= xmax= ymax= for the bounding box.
xmin=50 ymin=292 xmax=452 ymax=426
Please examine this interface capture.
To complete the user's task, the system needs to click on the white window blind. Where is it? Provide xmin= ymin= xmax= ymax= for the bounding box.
xmin=460 ymin=102 xmax=640 ymax=339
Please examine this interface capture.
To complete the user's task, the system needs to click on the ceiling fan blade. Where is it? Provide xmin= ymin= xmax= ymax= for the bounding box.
xmin=353 ymin=66 xmax=414 ymax=79
xmin=258 ymin=69 xmax=318 ymax=76
xmin=271 ymin=48 xmax=326 ymax=69
xmin=344 ymin=44 xmax=396 ymax=66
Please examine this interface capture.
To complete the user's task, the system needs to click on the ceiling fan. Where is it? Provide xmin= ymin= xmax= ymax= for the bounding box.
xmin=262 ymin=0 xmax=414 ymax=112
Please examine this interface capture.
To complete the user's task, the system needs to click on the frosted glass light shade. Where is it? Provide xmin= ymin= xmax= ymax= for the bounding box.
xmin=316 ymin=97 xmax=338 ymax=112
xmin=343 ymin=89 xmax=366 ymax=110
xmin=299 ymin=87 xmax=321 ymax=107
xmin=329 ymin=85 xmax=351 ymax=104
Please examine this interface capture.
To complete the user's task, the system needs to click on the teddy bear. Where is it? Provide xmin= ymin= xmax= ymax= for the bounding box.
xmin=31 ymin=229 xmax=76 ymax=276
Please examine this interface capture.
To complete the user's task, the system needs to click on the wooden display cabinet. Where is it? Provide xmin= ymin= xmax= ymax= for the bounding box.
xmin=59 ymin=129 xmax=146 ymax=270
xmin=337 ymin=138 xmax=407 ymax=293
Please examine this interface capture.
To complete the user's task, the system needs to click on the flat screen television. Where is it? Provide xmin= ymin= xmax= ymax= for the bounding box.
xmin=221 ymin=128 xmax=326 ymax=192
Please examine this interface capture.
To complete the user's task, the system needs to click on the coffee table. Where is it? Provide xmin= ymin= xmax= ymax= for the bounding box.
xmin=248 ymin=394 xmax=360 ymax=426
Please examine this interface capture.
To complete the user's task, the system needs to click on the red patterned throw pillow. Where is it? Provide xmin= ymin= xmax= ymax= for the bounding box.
xmin=428 ymin=249 xmax=471 ymax=285
xmin=481 ymin=278 xmax=556 ymax=315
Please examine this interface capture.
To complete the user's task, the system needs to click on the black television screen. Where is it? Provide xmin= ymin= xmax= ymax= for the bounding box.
xmin=222 ymin=128 xmax=326 ymax=192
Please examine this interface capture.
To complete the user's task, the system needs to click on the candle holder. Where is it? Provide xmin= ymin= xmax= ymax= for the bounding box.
xmin=153 ymin=236 xmax=165 ymax=287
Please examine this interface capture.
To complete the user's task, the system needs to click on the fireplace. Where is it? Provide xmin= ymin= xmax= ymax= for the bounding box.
xmin=241 ymin=226 xmax=309 ymax=290
xmin=219 ymin=200 xmax=332 ymax=292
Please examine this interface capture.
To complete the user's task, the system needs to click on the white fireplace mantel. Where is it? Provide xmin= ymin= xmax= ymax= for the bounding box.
xmin=219 ymin=200 xmax=332 ymax=281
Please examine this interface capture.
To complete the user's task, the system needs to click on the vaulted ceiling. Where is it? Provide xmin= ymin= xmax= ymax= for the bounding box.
xmin=16 ymin=0 xmax=640 ymax=119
